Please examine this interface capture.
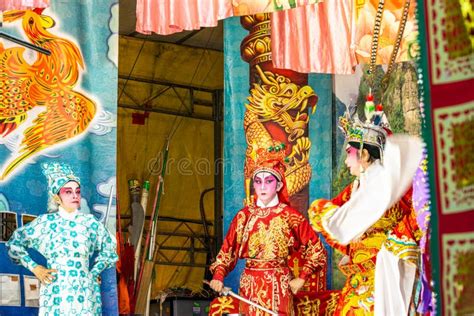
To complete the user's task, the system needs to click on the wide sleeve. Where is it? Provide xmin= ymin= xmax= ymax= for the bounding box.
xmin=293 ymin=215 xmax=327 ymax=281
xmin=209 ymin=210 xmax=246 ymax=282
xmin=90 ymin=220 xmax=119 ymax=278
xmin=6 ymin=218 xmax=42 ymax=272
xmin=323 ymin=135 xmax=423 ymax=245
xmin=308 ymin=185 xmax=352 ymax=254
xmin=374 ymin=192 xmax=422 ymax=315
xmin=330 ymin=184 xmax=353 ymax=207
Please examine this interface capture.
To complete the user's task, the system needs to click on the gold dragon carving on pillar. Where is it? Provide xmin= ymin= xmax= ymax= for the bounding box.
xmin=240 ymin=14 xmax=317 ymax=198
xmin=243 ymin=65 xmax=316 ymax=196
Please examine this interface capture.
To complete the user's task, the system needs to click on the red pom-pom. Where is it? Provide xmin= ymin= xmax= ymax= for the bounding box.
xmin=33 ymin=8 xmax=45 ymax=14
xmin=383 ymin=127 xmax=393 ymax=136
xmin=366 ymin=94 xmax=374 ymax=101
xmin=376 ymin=104 xmax=383 ymax=111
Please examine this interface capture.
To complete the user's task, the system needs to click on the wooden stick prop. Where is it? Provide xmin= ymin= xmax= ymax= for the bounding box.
xmin=103 ymin=185 xmax=114 ymax=226
xmin=0 ymin=32 xmax=51 ymax=55
xmin=134 ymin=140 xmax=170 ymax=314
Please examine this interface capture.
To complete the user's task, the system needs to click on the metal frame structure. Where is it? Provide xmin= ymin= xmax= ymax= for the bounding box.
xmin=118 ymin=29 xmax=224 ymax=270
xmin=118 ymin=75 xmax=220 ymax=122
xmin=122 ymin=33 xmax=223 ymax=53
xmin=122 ymin=213 xmax=218 ymax=268
xmin=118 ymin=50 xmax=223 ymax=270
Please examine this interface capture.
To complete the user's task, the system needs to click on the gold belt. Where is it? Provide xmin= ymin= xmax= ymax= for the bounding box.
xmin=246 ymin=258 xmax=287 ymax=269
xmin=339 ymin=257 xmax=376 ymax=277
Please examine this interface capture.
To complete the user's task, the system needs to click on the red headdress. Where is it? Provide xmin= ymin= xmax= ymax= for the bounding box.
xmin=244 ymin=143 xmax=290 ymax=206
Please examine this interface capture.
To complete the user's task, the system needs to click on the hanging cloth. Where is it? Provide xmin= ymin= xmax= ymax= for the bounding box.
xmin=271 ymin=0 xmax=417 ymax=74
xmin=0 ymin=0 xmax=49 ymax=11
xmin=271 ymin=0 xmax=356 ymax=74
xmin=136 ymin=0 xmax=232 ymax=35
xmin=135 ymin=0 xmax=322 ymax=36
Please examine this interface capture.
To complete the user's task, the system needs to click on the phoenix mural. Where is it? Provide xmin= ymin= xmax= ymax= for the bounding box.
xmin=0 ymin=9 xmax=96 ymax=180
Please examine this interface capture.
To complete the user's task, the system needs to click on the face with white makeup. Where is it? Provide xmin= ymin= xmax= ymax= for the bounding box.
xmin=53 ymin=181 xmax=81 ymax=213
xmin=253 ymin=171 xmax=283 ymax=206
xmin=344 ymin=144 xmax=375 ymax=177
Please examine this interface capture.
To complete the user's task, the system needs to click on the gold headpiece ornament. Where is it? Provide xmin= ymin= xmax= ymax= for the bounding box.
xmin=244 ymin=143 xmax=288 ymax=206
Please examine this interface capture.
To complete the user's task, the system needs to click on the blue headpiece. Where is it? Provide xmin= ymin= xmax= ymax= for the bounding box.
xmin=42 ymin=162 xmax=80 ymax=196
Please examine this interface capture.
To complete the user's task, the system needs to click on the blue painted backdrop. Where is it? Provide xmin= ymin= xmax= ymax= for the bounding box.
xmin=223 ymin=17 xmax=335 ymax=292
xmin=0 ymin=1 xmax=118 ymax=315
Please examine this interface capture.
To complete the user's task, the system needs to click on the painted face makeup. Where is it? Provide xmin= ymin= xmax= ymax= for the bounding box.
xmin=344 ymin=145 xmax=361 ymax=177
xmin=253 ymin=171 xmax=280 ymax=206
xmin=57 ymin=181 xmax=81 ymax=212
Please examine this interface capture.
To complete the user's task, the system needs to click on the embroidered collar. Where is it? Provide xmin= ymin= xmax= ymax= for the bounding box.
xmin=256 ymin=194 xmax=279 ymax=208
xmin=249 ymin=202 xmax=286 ymax=218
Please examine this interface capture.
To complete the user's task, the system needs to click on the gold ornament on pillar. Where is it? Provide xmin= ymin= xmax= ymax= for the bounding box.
xmin=240 ymin=14 xmax=272 ymax=67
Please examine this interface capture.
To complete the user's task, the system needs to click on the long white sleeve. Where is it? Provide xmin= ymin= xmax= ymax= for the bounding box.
xmin=322 ymin=135 xmax=423 ymax=244
xmin=374 ymin=245 xmax=417 ymax=315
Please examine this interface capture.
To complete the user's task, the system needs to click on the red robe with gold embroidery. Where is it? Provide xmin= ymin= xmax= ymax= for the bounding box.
xmin=210 ymin=203 xmax=326 ymax=316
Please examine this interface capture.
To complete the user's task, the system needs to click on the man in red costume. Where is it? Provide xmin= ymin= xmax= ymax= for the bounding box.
xmin=209 ymin=144 xmax=327 ymax=315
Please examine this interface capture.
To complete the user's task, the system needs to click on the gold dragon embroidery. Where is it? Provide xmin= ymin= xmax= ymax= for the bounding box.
xmin=248 ymin=215 xmax=291 ymax=259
